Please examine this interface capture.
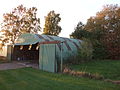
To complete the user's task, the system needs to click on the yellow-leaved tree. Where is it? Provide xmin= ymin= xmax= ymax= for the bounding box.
xmin=0 ymin=5 xmax=41 ymax=45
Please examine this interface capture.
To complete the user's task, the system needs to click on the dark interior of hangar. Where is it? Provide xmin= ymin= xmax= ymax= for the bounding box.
xmin=12 ymin=43 xmax=39 ymax=63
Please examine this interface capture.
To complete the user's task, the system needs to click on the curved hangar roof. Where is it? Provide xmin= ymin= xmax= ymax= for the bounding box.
xmin=15 ymin=33 xmax=82 ymax=51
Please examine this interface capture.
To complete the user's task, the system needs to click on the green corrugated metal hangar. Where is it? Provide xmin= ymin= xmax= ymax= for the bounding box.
xmin=7 ymin=33 xmax=82 ymax=72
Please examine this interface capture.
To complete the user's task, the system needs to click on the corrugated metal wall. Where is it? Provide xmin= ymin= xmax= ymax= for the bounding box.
xmin=39 ymin=44 xmax=57 ymax=72
xmin=15 ymin=33 xmax=82 ymax=61
xmin=12 ymin=33 xmax=83 ymax=72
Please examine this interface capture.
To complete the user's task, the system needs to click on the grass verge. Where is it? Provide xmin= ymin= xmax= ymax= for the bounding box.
xmin=70 ymin=60 xmax=120 ymax=80
xmin=0 ymin=67 xmax=120 ymax=90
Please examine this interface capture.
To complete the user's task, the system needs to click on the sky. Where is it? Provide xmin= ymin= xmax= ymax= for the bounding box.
xmin=0 ymin=0 xmax=119 ymax=37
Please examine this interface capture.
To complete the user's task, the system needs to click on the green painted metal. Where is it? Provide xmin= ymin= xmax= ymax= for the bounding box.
xmin=15 ymin=33 xmax=82 ymax=61
xmin=39 ymin=44 xmax=57 ymax=72
xmin=15 ymin=33 xmax=39 ymax=45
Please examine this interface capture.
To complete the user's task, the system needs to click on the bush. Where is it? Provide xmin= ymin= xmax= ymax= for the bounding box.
xmin=77 ymin=38 xmax=93 ymax=63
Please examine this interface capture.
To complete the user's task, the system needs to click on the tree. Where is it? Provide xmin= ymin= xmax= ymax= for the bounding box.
xmin=0 ymin=5 xmax=41 ymax=44
xmin=70 ymin=21 xmax=107 ymax=59
xmin=43 ymin=10 xmax=61 ymax=36
xmin=70 ymin=22 xmax=86 ymax=39
xmin=85 ymin=4 xmax=120 ymax=59
xmin=70 ymin=5 xmax=120 ymax=59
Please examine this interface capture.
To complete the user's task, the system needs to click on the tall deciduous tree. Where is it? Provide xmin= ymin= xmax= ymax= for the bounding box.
xmin=0 ymin=5 xmax=41 ymax=44
xmin=85 ymin=4 xmax=120 ymax=59
xmin=43 ymin=10 xmax=61 ymax=36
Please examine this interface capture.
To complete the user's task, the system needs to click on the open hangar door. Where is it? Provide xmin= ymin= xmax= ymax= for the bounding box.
xmin=12 ymin=43 xmax=39 ymax=63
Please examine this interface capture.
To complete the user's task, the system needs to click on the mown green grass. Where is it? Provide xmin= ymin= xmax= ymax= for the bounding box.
xmin=70 ymin=60 xmax=120 ymax=80
xmin=0 ymin=68 xmax=119 ymax=90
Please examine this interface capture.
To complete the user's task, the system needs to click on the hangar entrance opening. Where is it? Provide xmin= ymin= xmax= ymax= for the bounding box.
xmin=12 ymin=43 xmax=39 ymax=63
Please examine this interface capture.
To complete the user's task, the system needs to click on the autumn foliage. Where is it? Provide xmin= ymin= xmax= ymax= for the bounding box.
xmin=0 ymin=5 xmax=40 ymax=44
xmin=71 ymin=4 xmax=120 ymax=60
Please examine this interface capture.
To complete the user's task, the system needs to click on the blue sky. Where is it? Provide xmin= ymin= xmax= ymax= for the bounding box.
xmin=0 ymin=0 xmax=119 ymax=37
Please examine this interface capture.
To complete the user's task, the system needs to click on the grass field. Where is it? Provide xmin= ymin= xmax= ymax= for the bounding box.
xmin=0 ymin=67 xmax=120 ymax=90
xmin=70 ymin=60 xmax=120 ymax=80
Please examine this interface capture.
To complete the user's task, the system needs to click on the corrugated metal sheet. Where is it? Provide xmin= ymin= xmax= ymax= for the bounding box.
xmin=39 ymin=44 xmax=56 ymax=72
xmin=15 ymin=33 xmax=82 ymax=61
xmin=15 ymin=33 xmax=40 ymax=45
xmin=15 ymin=33 xmax=82 ymax=49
